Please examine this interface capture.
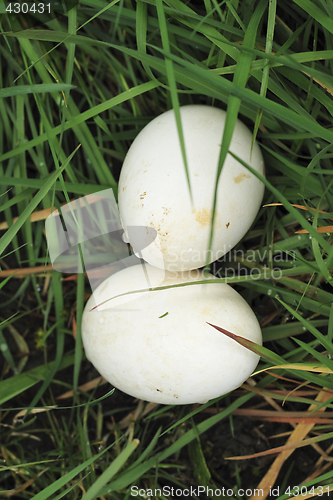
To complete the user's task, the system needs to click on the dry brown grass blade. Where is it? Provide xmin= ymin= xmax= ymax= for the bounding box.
xmin=229 ymin=414 xmax=332 ymax=423
xmin=264 ymin=203 xmax=333 ymax=233
xmin=302 ymin=73 xmax=333 ymax=97
xmin=263 ymin=203 xmax=328 ymax=214
xmin=107 ymin=400 xmax=158 ymax=431
xmin=0 ymin=265 xmax=54 ymax=278
xmin=201 ymin=407 xmax=333 ymax=423
xmin=6 ymin=323 xmax=29 ymax=358
xmin=56 ymin=376 xmax=107 ymax=399
xmin=254 ymin=364 xmax=333 ymax=375
xmin=0 ymin=207 xmax=54 ymax=230
xmin=0 ymin=266 xmax=119 ymax=280
xmin=296 ymin=226 xmax=333 ymax=234
xmin=256 ymin=416 xmax=333 ymax=424
xmin=257 ymin=372 xmax=333 ymax=396
xmin=226 ymin=432 xmax=326 ymax=460
xmin=247 ymin=390 xmax=331 ymax=500
xmin=13 ymin=406 xmax=57 ymax=424
xmin=0 ymin=194 xmax=103 ymax=230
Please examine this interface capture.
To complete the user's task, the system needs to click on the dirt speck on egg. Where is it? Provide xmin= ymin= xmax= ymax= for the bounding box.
xmin=234 ymin=173 xmax=251 ymax=184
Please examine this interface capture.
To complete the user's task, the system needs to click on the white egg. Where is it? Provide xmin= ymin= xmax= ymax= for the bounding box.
xmin=118 ymin=105 xmax=265 ymax=272
xmin=81 ymin=263 xmax=262 ymax=405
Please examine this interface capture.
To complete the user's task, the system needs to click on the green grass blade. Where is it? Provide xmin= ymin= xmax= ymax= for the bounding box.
xmin=156 ymin=0 xmax=192 ymax=202
xmin=30 ymin=441 xmax=120 ymax=500
xmin=83 ymin=439 xmax=139 ymax=500
xmin=0 ymin=354 xmax=75 ymax=406
xmin=0 ymin=83 xmax=74 ymax=98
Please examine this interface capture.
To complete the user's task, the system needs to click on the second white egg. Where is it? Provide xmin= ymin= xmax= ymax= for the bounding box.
xmin=81 ymin=264 xmax=262 ymax=405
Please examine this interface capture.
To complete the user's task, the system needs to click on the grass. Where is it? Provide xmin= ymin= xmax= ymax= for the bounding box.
xmin=0 ymin=0 xmax=333 ymax=498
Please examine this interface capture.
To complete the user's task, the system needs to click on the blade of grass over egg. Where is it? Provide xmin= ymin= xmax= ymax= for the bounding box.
xmin=206 ymin=0 xmax=267 ymax=268
xmin=88 ymin=264 xmax=317 ymax=311
xmin=156 ymin=0 xmax=192 ymax=203
xmin=207 ymin=324 xmax=333 ymax=391
xmin=207 ymin=323 xmax=286 ymax=365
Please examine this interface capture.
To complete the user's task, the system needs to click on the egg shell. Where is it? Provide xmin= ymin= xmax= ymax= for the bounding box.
xmin=118 ymin=105 xmax=265 ymax=272
xmin=81 ymin=263 xmax=262 ymax=405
